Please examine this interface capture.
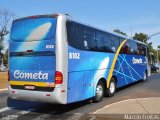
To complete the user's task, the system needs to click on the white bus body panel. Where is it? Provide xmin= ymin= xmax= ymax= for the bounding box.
xmin=9 ymin=15 xmax=68 ymax=104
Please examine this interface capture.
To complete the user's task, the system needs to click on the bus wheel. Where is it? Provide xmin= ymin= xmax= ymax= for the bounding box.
xmin=93 ymin=81 xmax=104 ymax=102
xmin=156 ymin=69 xmax=159 ymax=73
xmin=106 ymin=78 xmax=116 ymax=97
xmin=142 ymin=71 xmax=148 ymax=82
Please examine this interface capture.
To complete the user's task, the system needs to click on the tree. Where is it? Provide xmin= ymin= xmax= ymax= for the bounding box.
xmin=3 ymin=49 xmax=8 ymax=66
xmin=113 ymin=29 xmax=127 ymax=36
xmin=133 ymin=33 xmax=149 ymax=43
xmin=0 ymin=9 xmax=14 ymax=64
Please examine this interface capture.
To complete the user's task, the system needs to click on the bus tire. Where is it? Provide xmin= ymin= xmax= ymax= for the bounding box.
xmin=106 ymin=78 xmax=116 ymax=97
xmin=93 ymin=80 xmax=104 ymax=102
xmin=156 ymin=69 xmax=159 ymax=73
xmin=142 ymin=71 xmax=148 ymax=82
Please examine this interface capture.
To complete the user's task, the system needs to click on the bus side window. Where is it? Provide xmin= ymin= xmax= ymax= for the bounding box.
xmin=137 ymin=43 xmax=143 ymax=55
xmin=129 ymin=40 xmax=138 ymax=55
xmin=96 ymin=31 xmax=111 ymax=52
xmin=110 ymin=35 xmax=119 ymax=53
xmin=84 ymin=27 xmax=97 ymax=51
xmin=121 ymin=41 xmax=130 ymax=54
xmin=119 ymin=38 xmax=125 ymax=54
xmin=120 ymin=39 xmax=130 ymax=54
xmin=67 ymin=21 xmax=85 ymax=50
xmin=104 ymin=33 xmax=111 ymax=52
xmin=124 ymin=42 xmax=130 ymax=54
xmin=142 ymin=45 xmax=147 ymax=56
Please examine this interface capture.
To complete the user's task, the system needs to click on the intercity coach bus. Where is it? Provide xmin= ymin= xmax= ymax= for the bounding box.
xmin=8 ymin=14 xmax=150 ymax=104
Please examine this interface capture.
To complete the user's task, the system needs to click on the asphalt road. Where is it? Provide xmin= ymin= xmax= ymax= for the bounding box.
xmin=0 ymin=73 xmax=160 ymax=120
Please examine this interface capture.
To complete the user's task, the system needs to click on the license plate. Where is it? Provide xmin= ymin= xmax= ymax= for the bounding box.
xmin=24 ymin=85 xmax=35 ymax=90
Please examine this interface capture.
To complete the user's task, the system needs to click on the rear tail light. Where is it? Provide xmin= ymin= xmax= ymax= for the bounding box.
xmin=27 ymin=50 xmax=33 ymax=52
xmin=8 ymin=70 xmax=10 ymax=81
xmin=46 ymin=94 xmax=51 ymax=96
xmin=55 ymin=71 xmax=63 ymax=84
xmin=12 ymin=91 xmax=15 ymax=94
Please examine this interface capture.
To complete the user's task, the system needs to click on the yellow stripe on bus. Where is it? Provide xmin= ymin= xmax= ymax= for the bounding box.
xmin=107 ymin=39 xmax=127 ymax=88
xmin=10 ymin=81 xmax=55 ymax=87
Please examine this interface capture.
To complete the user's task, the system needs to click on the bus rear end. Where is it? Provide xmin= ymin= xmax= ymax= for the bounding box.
xmin=8 ymin=14 xmax=68 ymax=104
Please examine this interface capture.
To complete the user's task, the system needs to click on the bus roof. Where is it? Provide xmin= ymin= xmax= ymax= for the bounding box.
xmin=13 ymin=13 xmax=147 ymax=46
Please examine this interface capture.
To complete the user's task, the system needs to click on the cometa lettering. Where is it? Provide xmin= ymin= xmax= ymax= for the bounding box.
xmin=14 ymin=70 xmax=48 ymax=80
xmin=132 ymin=57 xmax=143 ymax=64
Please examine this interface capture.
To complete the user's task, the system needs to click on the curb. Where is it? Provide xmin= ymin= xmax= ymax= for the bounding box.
xmin=94 ymin=97 xmax=160 ymax=114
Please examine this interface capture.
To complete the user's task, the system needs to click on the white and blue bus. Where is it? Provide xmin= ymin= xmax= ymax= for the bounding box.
xmin=8 ymin=14 xmax=150 ymax=104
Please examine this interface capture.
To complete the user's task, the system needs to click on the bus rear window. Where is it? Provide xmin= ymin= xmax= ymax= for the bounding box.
xmin=11 ymin=17 xmax=57 ymax=42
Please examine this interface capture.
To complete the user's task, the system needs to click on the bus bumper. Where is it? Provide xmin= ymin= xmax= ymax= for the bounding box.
xmin=8 ymin=85 xmax=67 ymax=104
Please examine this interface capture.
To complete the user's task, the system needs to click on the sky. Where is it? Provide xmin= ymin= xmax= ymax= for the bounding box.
xmin=1 ymin=0 xmax=160 ymax=49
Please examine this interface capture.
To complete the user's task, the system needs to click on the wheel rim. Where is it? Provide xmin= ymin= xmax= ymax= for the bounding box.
xmin=110 ymin=82 xmax=115 ymax=94
xmin=96 ymin=85 xmax=103 ymax=99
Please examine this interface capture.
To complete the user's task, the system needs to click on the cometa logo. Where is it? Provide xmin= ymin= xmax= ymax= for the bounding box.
xmin=14 ymin=70 xmax=48 ymax=80
xmin=132 ymin=57 xmax=143 ymax=64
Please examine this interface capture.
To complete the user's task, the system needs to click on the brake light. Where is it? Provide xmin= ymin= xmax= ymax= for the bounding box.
xmin=8 ymin=70 xmax=10 ymax=81
xmin=12 ymin=91 xmax=15 ymax=94
xmin=27 ymin=50 xmax=33 ymax=52
xmin=46 ymin=94 xmax=51 ymax=96
xmin=55 ymin=71 xmax=63 ymax=84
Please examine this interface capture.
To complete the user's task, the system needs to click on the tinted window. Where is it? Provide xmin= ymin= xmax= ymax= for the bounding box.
xmin=120 ymin=41 xmax=130 ymax=54
xmin=137 ymin=43 xmax=147 ymax=55
xmin=67 ymin=21 xmax=86 ymax=50
xmin=96 ymin=32 xmax=111 ymax=52
xmin=137 ymin=43 xmax=143 ymax=55
xmin=142 ymin=44 xmax=147 ymax=56
xmin=84 ymin=28 xmax=97 ymax=51
xmin=67 ymin=21 xmax=122 ymax=53
xmin=119 ymin=37 xmax=126 ymax=44
xmin=110 ymin=35 xmax=119 ymax=52
xmin=129 ymin=40 xmax=138 ymax=54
